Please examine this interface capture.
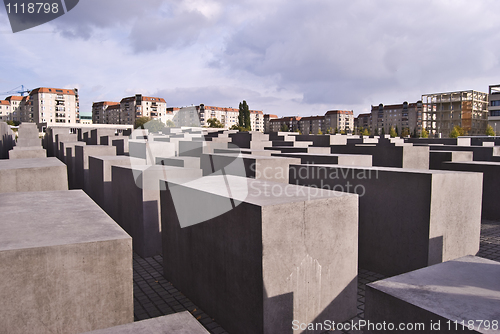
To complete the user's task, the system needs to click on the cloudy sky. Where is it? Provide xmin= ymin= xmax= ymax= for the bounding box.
xmin=0 ymin=0 xmax=499 ymax=117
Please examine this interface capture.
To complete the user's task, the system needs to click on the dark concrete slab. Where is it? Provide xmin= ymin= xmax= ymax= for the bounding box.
xmin=290 ymin=164 xmax=482 ymax=276
xmin=365 ymin=256 xmax=500 ymax=334
xmin=161 ymin=175 xmax=359 ymax=334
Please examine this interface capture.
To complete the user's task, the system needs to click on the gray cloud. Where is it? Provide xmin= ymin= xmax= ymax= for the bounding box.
xmin=216 ymin=0 xmax=500 ymax=106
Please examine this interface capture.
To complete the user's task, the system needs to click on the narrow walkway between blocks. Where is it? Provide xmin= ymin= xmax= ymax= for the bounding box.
xmin=132 ymin=219 xmax=500 ymax=334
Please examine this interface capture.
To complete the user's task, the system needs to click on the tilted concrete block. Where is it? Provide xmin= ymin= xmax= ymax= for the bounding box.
xmin=290 ymin=164 xmax=482 ymax=276
xmin=111 ymin=165 xmax=202 ymax=257
xmin=160 ymin=175 xmax=359 ymax=334
xmin=0 ymin=157 xmax=68 ymax=193
xmin=0 ymin=190 xmax=133 ymax=334
xmin=365 ymin=256 xmax=500 ymax=334
xmin=82 ymin=311 xmax=209 ymax=334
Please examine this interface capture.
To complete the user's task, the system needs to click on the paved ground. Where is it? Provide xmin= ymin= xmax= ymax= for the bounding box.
xmin=133 ymin=219 xmax=500 ymax=333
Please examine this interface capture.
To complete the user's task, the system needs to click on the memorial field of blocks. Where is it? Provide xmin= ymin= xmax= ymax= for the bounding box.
xmin=0 ymin=121 xmax=498 ymax=333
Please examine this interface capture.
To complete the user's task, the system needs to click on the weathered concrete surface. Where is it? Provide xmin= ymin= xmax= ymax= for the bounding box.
xmin=201 ymin=153 xmax=301 ymax=183
xmin=429 ymin=150 xmax=473 ymax=170
xmin=64 ymin=142 xmax=87 ymax=189
xmin=111 ymin=165 xmax=202 ymax=257
xmin=129 ymin=140 xmax=175 ymax=164
xmin=82 ymin=311 xmax=209 ymax=334
xmin=330 ymin=144 xmax=430 ymax=169
xmin=428 ymin=144 xmax=500 ymax=162
xmin=442 ymin=161 xmax=500 ymax=220
xmin=55 ymin=133 xmax=78 ymax=159
xmin=75 ymin=145 xmax=116 ymax=191
xmin=88 ymin=156 xmax=147 ymax=215
xmin=365 ymin=256 xmax=500 ymax=334
xmin=0 ymin=157 xmax=68 ymax=193
xmin=269 ymin=152 xmax=372 ymax=166
xmin=0 ymin=122 xmax=15 ymax=159
xmin=290 ymin=164 xmax=482 ymax=276
xmin=9 ymin=147 xmax=47 ymax=159
xmin=0 ymin=190 xmax=133 ymax=334
xmin=161 ymin=175 xmax=359 ymax=334
xmin=156 ymin=156 xmax=201 ymax=169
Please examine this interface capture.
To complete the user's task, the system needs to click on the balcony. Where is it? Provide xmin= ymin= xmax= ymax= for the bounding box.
xmin=55 ymin=95 xmax=65 ymax=101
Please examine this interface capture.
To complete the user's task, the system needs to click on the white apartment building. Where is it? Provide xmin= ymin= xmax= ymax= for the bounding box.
xmin=29 ymin=87 xmax=80 ymax=127
xmin=196 ymin=104 xmax=264 ymax=131
xmin=0 ymin=100 xmax=11 ymax=121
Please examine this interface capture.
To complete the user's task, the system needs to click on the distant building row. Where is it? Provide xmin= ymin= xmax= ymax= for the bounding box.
xmin=92 ymin=96 xmax=265 ymax=131
xmin=0 ymin=87 xmax=80 ymax=130
xmin=355 ymin=87 xmax=497 ymax=137
xmin=263 ymin=110 xmax=354 ymax=134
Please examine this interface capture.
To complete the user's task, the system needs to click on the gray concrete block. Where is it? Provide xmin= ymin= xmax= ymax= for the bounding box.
xmin=111 ymin=137 xmax=129 ymax=155
xmin=9 ymin=147 xmax=47 ymax=159
xmin=90 ymin=129 xmax=116 ymax=145
xmin=0 ymin=190 xmax=133 ymax=334
xmin=0 ymin=122 xmax=15 ymax=159
xmin=365 ymin=256 xmax=500 ymax=334
xmin=82 ymin=311 xmax=209 ymax=334
xmin=75 ymin=145 xmax=117 ymax=191
xmin=0 ymin=157 xmax=68 ymax=193
xmin=161 ymin=175 xmax=359 ymax=334
xmin=129 ymin=140 xmax=175 ymax=164
xmin=442 ymin=161 xmax=500 ymax=220
xmin=88 ymin=156 xmax=147 ymax=215
xmin=201 ymin=153 xmax=301 ymax=183
xmin=156 ymin=156 xmax=201 ymax=169
xmin=429 ymin=150 xmax=473 ymax=170
xmin=55 ymin=133 xmax=78 ymax=159
xmin=63 ymin=142 xmax=86 ymax=189
xmin=111 ymin=165 xmax=202 ymax=257
xmin=270 ymin=152 xmax=372 ymax=166
xmin=428 ymin=145 xmax=500 ymax=162
xmin=290 ymin=164 xmax=482 ymax=276
xmin=331 ymin=144 xmax=430 ymax=169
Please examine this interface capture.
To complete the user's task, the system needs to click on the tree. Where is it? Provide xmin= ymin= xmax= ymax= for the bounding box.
xmin=395 ymin=126 xmax=399 ymax=136
xmin=334 ymin=127 xmax=338 ymax=134
xmin=134 ymin=116 xmax=151 ymax=129
xmin=144 ymin=119 xmax=165 ymax=133
xmin=317 ymin=128 xmax=323 ymax=135
xmin=381 ymin=128 xmax=386 ymax=136
xmin=486 ymin=125 xmax=495 ymax=136
xmin=401 ymin=127 xmax=410 ymax=138
xmin=280 ymin=123 xmax=289 ymax=132
xmin=165 ymin=120 xmax=175 ymax=127
xmin=207 ymin=118 xmax=224 ymax=128
xmin=421 ymin=128 xmax=429 ymax=138
xmin=389 ymin=126 xmax=397 ymax=138
xmin=362 ymin=128 xmax=370 ymax=136
xmin=238 ymin=100 xmax=251 ymax=131
xmin=449 ymin=125 xmax=465 ymax=138
xmin=412 ymin=128 xmax=418 ymax=138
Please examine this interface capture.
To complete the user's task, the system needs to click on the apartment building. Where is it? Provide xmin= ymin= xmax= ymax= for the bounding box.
xmin=354 ymin=113 xmax=372 ymax=133
xmin=324 ymin=110 xmax=354 ymax=134
xmin=488 ymin=84 xmax=500 ymax=135
xmin=118 ymin=95 xmax=168 ymax=125
xmin=263 ymin=114 xmax=278 ymax=133
xmin=371 ymin=101 xmax=422 ymax=136
xmin=27 ymin=88 xmax=80 ymax=129
xmin=299 ymin=116 xmax=324 ymax=134
xmin=92 ymin=101 xmax=120 ymax=124
xmin=422 ymin=90 xmax=488 ymax=137
xmin=5 ymin=96 xmax=24 ymax=122
xmin=269 ymin=116 xmax=301 ymax=132
xmin=195 ymin=104 xmax=264 ymax=131
xmin=0 ymin=100 xmax=10 ymax=121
